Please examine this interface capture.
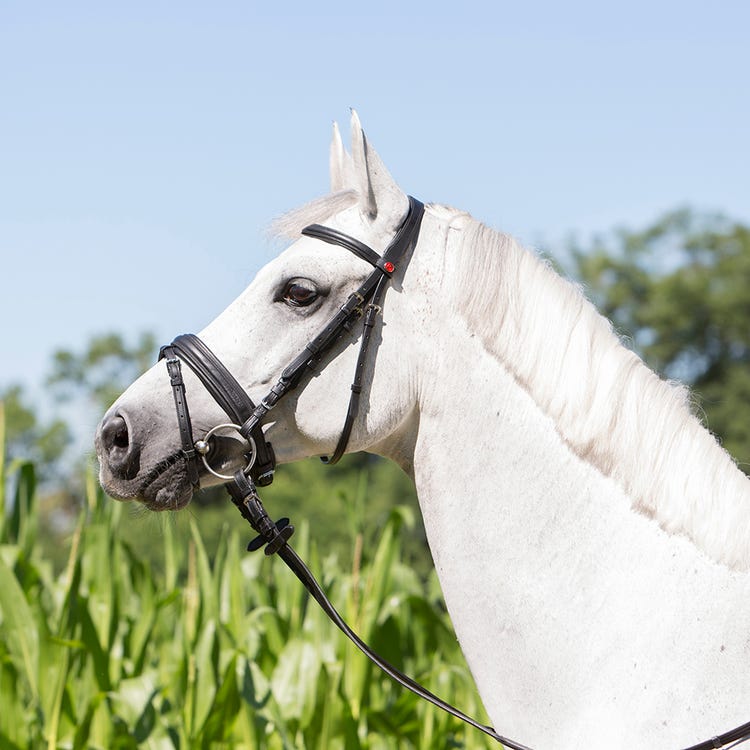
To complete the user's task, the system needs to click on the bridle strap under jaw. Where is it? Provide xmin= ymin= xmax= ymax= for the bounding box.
xmin=322 ymin=272 xmax=390 ymax=464
xmin=301 ymin=198 xmax=425 ymax=463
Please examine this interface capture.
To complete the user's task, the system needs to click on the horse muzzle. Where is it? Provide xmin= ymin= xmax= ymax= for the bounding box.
xmin=97 ymin=412 xmax=141 ymax=481
xmin=95 ymin=409 xmax=189 ymax=510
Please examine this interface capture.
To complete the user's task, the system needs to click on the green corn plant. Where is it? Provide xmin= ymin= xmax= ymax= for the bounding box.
xmin=0 ymin=400 xmax=497 ymax=749
xmin=0 ymin=400 xmax=5 ymax=537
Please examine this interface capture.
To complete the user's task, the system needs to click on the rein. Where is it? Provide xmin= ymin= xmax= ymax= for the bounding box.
xmin=158 ymin=196 xmax=750 ymax=750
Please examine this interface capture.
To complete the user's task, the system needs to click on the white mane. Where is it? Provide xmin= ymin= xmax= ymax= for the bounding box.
xmin=445 ymin=208 xmax=750 ymax=569
xmin=269 ymin=192 xmax=750 ymax=569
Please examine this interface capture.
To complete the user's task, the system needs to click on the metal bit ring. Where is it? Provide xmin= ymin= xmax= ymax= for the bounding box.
xmin=195 ymin=423 xmax=257 ymax=481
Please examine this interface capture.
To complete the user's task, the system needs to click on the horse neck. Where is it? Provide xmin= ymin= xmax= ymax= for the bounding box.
xmin=399 ymin=207 xmax=750 ymax=747
xmin=409 ymin=208 xmax=750 ymax=570
xmin=406 ymin=277 xmax=750 ymax=747
xmin=410 ymin=308 xmax=605 ymax=576
xmin=411 ymin=327 xmax=750 ymax=747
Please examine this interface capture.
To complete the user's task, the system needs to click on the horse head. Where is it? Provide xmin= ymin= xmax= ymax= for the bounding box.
xmin=95 ymin=112 xmax=426 ymax=510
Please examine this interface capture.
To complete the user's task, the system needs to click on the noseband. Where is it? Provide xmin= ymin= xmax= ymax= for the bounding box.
xmin=157 ymin=196 xmax=750 ymax=750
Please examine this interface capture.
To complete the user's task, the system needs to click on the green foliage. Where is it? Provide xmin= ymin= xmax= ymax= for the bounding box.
xmin=0 ymin=411 xmax=494 ymax=749
xmin=571 ymin=208 xmax=750 ymax=467
xmin=108 ymin=452 xmax=429 ymax=585
xmin=0 ymin=385 xmax=70 ymax=470
xmin=47 ymin=331 xmax=158 ymax=413
xmin=3 ymin=330 xmax=157 ymax=485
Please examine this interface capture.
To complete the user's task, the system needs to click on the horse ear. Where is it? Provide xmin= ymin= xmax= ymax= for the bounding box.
xmin=329 ymin=121 xmax=354 ymax=192
xmin=350 ymin=109 xmax=408 ymax=226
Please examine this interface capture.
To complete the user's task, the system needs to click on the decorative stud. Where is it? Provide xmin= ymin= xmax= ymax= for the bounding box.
xmin=384 ymin=261 xmax=395 ymax=273
xmin=194 ymin=439 xmax=210 ymax=455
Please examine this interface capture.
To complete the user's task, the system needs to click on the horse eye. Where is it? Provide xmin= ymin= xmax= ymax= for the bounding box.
xmin=283 ymin=281 xmax=319 ymax=308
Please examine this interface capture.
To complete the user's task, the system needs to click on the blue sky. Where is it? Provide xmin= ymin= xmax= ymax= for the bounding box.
xmin=2 ymin=1 xmax=749 ymax=436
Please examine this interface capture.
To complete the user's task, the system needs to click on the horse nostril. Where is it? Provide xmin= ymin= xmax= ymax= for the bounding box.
xmin=100 ymin=414 xmax=141 ymax=480
xmin=104 ymin=415 xmax=129 ymax=448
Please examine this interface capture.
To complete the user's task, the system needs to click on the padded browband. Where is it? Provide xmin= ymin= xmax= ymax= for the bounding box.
xmin=302 ymin=195 xmax=425 ymax=275
xmin=302 ymin=225 xmax=384 ymax=268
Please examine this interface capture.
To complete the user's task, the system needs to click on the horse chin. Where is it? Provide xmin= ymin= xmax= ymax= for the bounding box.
xmin=101 ymin=452 xmax=195 ymax=511
xmin=139 ymin=460 xmax=194 ymax=511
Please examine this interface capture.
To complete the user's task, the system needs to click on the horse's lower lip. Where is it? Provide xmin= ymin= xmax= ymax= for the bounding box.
xmin=143 ymin=482 xmax=193 ymax=511
xmin=138 ymin=454 xmax=194 ymax=510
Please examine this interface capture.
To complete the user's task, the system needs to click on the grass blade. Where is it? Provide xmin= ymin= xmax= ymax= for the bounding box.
xmin=0 ymin=553 xmax=39 ymax=697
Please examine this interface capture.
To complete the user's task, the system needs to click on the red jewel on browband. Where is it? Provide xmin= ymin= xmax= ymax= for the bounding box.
xmin=384 ymin=261 xmax=395 ymax=273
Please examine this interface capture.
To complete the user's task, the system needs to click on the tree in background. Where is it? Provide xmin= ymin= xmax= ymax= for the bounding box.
xmin=0 ymin=386 xmax=69 ymax=471
xmin=570 ymin=208 xmax=750 ymax=469
xmin=2 ymin=332 xmax=158 ymax=479
xmin=46 ymin=330 xmax=158 ymax=413
xmin=1 ymin=333 xmax=161 ymax=561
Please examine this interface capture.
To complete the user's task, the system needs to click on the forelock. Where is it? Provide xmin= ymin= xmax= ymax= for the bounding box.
xmin=269 ymin=190 xmax=359 ymax=239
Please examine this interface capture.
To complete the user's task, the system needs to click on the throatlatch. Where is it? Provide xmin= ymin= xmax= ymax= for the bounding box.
xmin=159 ymin=195 xmax=750 ymax=750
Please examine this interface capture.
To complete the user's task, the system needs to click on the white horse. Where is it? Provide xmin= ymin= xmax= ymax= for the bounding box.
xmin=96 ymin=112 xmax=750 ymax=749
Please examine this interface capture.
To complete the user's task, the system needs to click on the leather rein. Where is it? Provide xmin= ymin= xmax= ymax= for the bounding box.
xmin=158 ymin=196 xmax=750 ymax=750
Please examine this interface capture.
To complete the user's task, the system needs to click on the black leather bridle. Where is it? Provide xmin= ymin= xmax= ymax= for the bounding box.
xmin=160 ymin=196 xmax=425 ymax=487
xmin=157 ymin=195 xmax=750 ymax=750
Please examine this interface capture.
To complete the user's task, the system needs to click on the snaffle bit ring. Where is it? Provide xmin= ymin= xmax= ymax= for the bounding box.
xmin=194 ymin=423 xmax=257 ymax=481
